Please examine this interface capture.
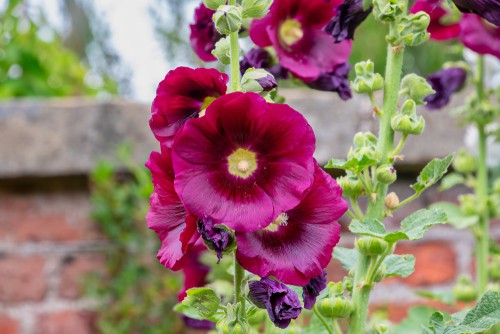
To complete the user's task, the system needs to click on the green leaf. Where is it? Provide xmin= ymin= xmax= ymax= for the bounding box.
xmin=416 ymin=290 xmax=455 ymax=305
xmin=174 ymin=303 xmax=206 ymax=320
xmin=182 ymin=287 xmax=221 ymax=319
xmin=401 ymin=208 xmax=447 ymax=240
xmin=384 ymin=231 xmax=410 ymax=243
xmin=333 ymin=247 xmax=358 ymax=272
xmin=394 ymin=306 xmax=438 ymax=334
xmin=383 ymin=254 xmax=415 ymax=278
xmin=325 ymin=155 xmax=378 ymax=172
xmin=411 ymin=154 xmax=454 ymax=193
xmin=325 ymin=158 xmax=349 ymax=169
xmin=348 ymin=218 xmax=387 ymax=238
xmin=439 ymin=173 xmax=465 ymax=191
xmin=430 ymin=202 xmax=479 ymax=229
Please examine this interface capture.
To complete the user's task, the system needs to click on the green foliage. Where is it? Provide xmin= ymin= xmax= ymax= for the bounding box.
xmin=181 ymin=287 xmax=221 ymax=319
xmin=382 ymin=254 xmax=415 ymax=278
xmin=411 ymin=155 xmax=454 ymax=193
xmin=439 ymin=173 xmax=465 ymax=191
xmin=88 ymin=147 xmax=183 ymax=334
xmin=394 ymin=306 xmax=439 ymax=334
xmin=0 ymin=0 xmax=118 ymax=97
xmin=430 ymin=202 xmax=479 ymax=229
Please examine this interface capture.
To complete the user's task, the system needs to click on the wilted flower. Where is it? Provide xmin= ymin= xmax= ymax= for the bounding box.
xmin=150 ymin=67 xmax=228 ymax=147
xmin=451 ymin=0 xmax=500 ymax=26
xmin=249 ymin=278 xmax=302 ymax=329
xmin=410 ymin=0 xmax=460 ymax=40
xmin=302 ymin=270 xmax=327 ymax=310
xmin=146 ymin=146 xmax=200 ymax=271
xmin=197 ymin=215 xmax=235 ymax=262
xmin=235 ymin=164 xmax=347 ymax=285
xmin=172 ymin=92 xmax=315 ymax=233
xmin=324 ymin=0 xmax=372 ymax=43
xmin=459 ymin=14 xmax=500 ymax=59
xmin=306 ymin=63 xmax=352 ymax=100
xmin=190 ymin=3 xmax=222 ymax=62
xmin=425 ymin=67 xmax=467 ymax=109
xmin=239 ymin=48 xmax=289 ymax=79
xmin=249 ymin=0 xmax=351 ymax=82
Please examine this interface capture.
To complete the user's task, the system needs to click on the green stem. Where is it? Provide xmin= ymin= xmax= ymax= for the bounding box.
xmin=348 ymin=254 xmax=373 ymax=334
xmin=228 ymin=0 xmax=241 ymax=92
xmin=313 ymin=305 xmax=334 ymax=334
xmin=234 ymin=252 xmax=246 ymax=311
xmin=333 ymin=319 xmax=343 ymax=334
xmin=392 ymin=191 xmax=420 ymax=212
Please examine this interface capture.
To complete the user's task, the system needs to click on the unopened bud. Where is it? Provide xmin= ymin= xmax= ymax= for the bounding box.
xmin=352 ymin=60 xmax=384 ymax=94
xmin=399 ymin=12 xmax=430 ymax=46
xmin=356 ymin=237 xmax=389 ymax=256
xmin=391 ymin=100 xmax=425 ymax=135
xmin=337 ymin=175 xmax=364 ymax=197
xmin=317 ymin=297 xmax=352 ymax=319
xmin=216 ymin=303 xmax=250 ymax=334
xmin=452 ymin=149 xmax=476 ymax=174
xmin=459 ymin=194 xmax=477 ymax=215
xmin=214 ymin=5 xmax=243 ymax=35
xmin=242 ymin=0 xmax=272 ymax=18
xmin=373 ymin=263 xmax=387 ymax=282
xmin=373 ymin=0 xmax=405 ymax=22
xmin=241 ymin=68 xmax=277 ymax=94
xmin=203 ymin=0 xmax=226 ymax=10
xmin=376 ymin=164 xmax=397 ymax=184
xmin=327 ymin=282 xmax=344 ymax=297
xmin=385 ymin=192 xmax=400 ymax=209
xmin=400 ymin=74 xmax=435 ymax=105
xmin=374 ymin=322 xmax=390 ymax=334
xmin=212 ymin=37 xmax=231 ymax=65
xmin=453 ymin=275 xmax=476 ymax=302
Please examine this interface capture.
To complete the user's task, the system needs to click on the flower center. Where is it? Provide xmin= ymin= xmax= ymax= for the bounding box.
xmin=264 ymin=213 xmax=289 ymax=232
xmin=279 ymin=19 xmax=303 ymax=46
xmin=227 ymin=148 xmax=257 ymax=178
xmin=199 ymin=96 xmax=217 ymax=117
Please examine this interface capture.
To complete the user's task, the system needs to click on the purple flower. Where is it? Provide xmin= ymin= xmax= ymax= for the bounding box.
xmin=190 ymin=3 xmax=222 ymax=62
xmin=172 ymin=92 xmax=316 ymax=233
xmin=249 ymin=278 xmax=302 ymax=329
xmin=235 ymin=164 xmax=347 ymax=285
xmin=424 ymin=67 xmax=467 ymax=109
xmin=197 ymin=215 xmax=234 ymax=263
xmin=324 ymin=0 xmax=372 ymax=43
xmin=182 ymin=316 xmax=215 ymax=330
xmin=306 ymin=63 xmax=352 ymax=100
xmin=240 ymin=48 xmax=290 ymax=79
xmin=249 ymin=0 xmax=352 ymax=82
xmin=256 ymin=74 xmax=278 ymax=92
xmin=459 ymin=14 xmax=500 ymax=59
xmin=410 ymin=0 xmax=460 ymax=40
xmin=302 ymin=270 xmax=327 ymax=310
xmin=452 ymin=0 xmax=500 ymax=26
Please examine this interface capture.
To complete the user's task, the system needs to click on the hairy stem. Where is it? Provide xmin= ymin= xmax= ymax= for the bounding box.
xmin=234 ymin=253 xmax=246 ymax=310
xmin=313 ymin=305 xmax=334 ymax=334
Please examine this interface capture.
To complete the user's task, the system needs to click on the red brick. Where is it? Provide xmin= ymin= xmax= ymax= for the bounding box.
xmin=394 ymin=241 xmax=457 ymax=286
xmin=0 ymin=255 xmax=47 ymax=303
xmin=37 ymin=311 xmax=97 ymax=334
xmin=0 ymin=314 xmax=20 ymax=334
xmin=59 ymin=254 xmax=106 ymax=299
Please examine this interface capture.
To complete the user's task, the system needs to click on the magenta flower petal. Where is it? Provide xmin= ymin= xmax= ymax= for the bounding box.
xmin=452 ymin=0 xmax=500 ymax=26
xmin=460 ymin=14 xmax=500 ymax=59
xmin=189 ymin=3 xmax=221 ymax=62
xmin=172 ymin=92 xmax=316 ymax=233
xmin=236 ymin=164 xmax=348 ymax=285
xmin=146 ymin=147 xmax=200 ymax=271
xmin=411 ymin=0 xmax=460 ymax=40
xmin=150 ymin=67 xmax=228 ymax=147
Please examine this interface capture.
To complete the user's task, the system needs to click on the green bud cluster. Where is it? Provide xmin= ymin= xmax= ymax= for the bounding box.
xmin=373 ymin=0 xmax=405 ymax=22
xmin=217 ymin=303 xmax=250 ymax=334
xmin=452 ymin=149 xmax=476 ymax=174
xmin=453 ymin=275 xmax=476 ymax=302
xmin=337 ymin=174 xmax=364 ymax=197
xmin=459 ymin=194 xmax=477 ymax=215
xmin=351 ymin=60 xmax=384 ymax=94
xmin=348 ymin=132 xmax=380 ymax=162
xmin=316 ymin=282 xmax=353 ymax=319
xmin=391 ymin=100 xmax=425 ymax=135
xmin=212 ymin=37 xmax=231 ymax=65
xmin=398 ymin=11 xmax=430 ymax=46
xmin=241 ymin=0 xmax=272 ymax=19
xmin=356 ymin=236 xmax=389 ymax=256
xmin=400 ymin=74 xmax=435 ymax=105
xmin=214 ymin=5 xmax=243 ymax=35
xmin=376 ymin=164 xmax=397 ymax=184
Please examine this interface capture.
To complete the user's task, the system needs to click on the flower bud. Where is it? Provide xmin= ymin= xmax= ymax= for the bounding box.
xmin=242 ymin=0 xmax=272 ymax=19
xmin=203 ymin=0 xmax=226 ymax=10
xmin=356 ymin=237 xmax=389 ymax=256
xmin=459 ymin=194 xmax=477 ymax=215
xmin=217 ymin=303 xmax=250 ymax=334
xmin=452 ymin=149 xmax=476 ymax=174
xmin=214 ymin=5 xmax=243 ymax=35
xmin=212 ymin=37 xmax=231 ymax=65
xmin=348 ymin=132 xmax=380 ymax=163
xmin=197 ymin=216 xmax=236 ymax=263
xmin=374 ymin=322 xmax=390 ymax=334
xmin=384 ymin=192 xmax=400 ymax=209
xmin=391 ymin=100 xmax=425 ymax=135
xmin=337 ymin=175 xmax=364 ymax=197
xmin=400 ymin=74 xmax=435 ymax=105
xmin=353 ymin=131 xmax=378 ymax=148
xmin=327 ymin=282 xmax=344 ymax=297
xmin=373 ymin=263 xmax=387 ymax=283
xmin=317 ymin=297 xmax=353 ymax=319
xmin=398 ymin=12 xmax=430 ymax=46
xmin=241 ymin=68 xmax=277 ymax=94
xmin=376 ymin=164 xmax=397 ymax=184
xmin=342 ymin=277 xmax=353 ymax=293
xmin=351 ymin=60 xmax=384 ymax=94
xmin=373 ymin=0 xmax=405 ymax=22
xmin=453 ymin=275 xmax=476 ymax=302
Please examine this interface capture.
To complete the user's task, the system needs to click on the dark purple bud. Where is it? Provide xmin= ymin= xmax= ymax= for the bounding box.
xmin=324 ymin=0 xmax=372 ymax=43
xmin=424 ymin=67 xmax=467 ymax=110
xmin=256 ymin=75 xmax=278 ymax=92
xmin=182 ymin=315 xmax=215 ymax=330
xmin=240 ymin=48 xmax=273 ymax=75
xmin=452 ymin=0 xmax=500 ymax=26
xmin=197 ymin=215 xmax=234 ymax=263
xmin=306 ymin=63 xmax=352 ymax=100
xmin=302 ymin=270 xmax=327 ymax=310
xmin=249 ymin=277 xmax=302 ymax=329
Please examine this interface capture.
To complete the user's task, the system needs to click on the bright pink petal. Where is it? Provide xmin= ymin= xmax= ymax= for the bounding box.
xmin=411 ymin=0 xmax=460 ymax=41
xmin=460 ymin=14 xmax=500 ymax=59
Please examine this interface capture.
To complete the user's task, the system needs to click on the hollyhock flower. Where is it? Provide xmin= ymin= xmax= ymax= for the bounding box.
xmin=197 ymin=215 xmax=234 ymax=263
xmin=190 ymin=3 xmax=221 ymax=62
xmin=240 ymin=48 xmax=289 ymax=79
xmin=235 ymin=164 xmax=347 ymax=285
xmin=460 ymin=14 xmax=500 ymax=59
xmin=306 ymin=63 xmax=352 ymax=100
xmin=249 ymin=277 xmax=302 ymax=329
xmin=324 ymin=0 xmax=372 ymax=43
xmin=146 ymin=146 xmax=199 ymax=271
xmin=410 ymin=0 xmax=460 ymax=40
xmin=452 ymin=0 xmax=500 ymax=26
xmin=249 ymin=0 xmax=352 ymax=82
xmin=150 ymin=67 xmax=228 ymax=147
xmin=172 ymin=92 xmax=316 ymax=233
xmin=424 ymin=67 xmax=467 ymax=109
xmin=302 ymin=270 xmax=327 ymax=310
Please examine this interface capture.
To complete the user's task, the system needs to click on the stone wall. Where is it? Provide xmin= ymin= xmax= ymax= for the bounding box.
xmin=0 ymin=90 xmax=491 ymax=333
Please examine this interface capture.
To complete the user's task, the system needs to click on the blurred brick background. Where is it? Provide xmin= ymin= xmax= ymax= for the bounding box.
xmin=0 ymin=90 xmax=488 ymax=333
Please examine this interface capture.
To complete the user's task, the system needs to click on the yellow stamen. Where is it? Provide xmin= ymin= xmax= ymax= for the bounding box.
xmin=227 ymin=148 xmax=257 ymax=178
xmin=279 ymin=19 xmax=303 ymax=46
xmin=264 ymin=213 xmax=289 ymax=232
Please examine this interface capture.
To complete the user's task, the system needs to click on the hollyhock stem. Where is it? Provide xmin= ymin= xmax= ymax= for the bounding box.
xmin=234 ymin=252 xmax=246 ymax=310
xmin=312 ymin=305 xmax=334 ymax=334
xmin=228 ymin=0 xmax=241 ymax=92
xmin=349 ymin=254 xmax=372 ymax=334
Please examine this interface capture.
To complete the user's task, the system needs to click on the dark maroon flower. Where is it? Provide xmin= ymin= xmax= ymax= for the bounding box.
xmin=150 ymin=67 xmax=228 ymax=147
xmin=424 ymin=67 xmax=467 ymax=109
xmin=197 ymin=215 xmax=234 ymax=263
xmin=146 ymin=146 xmax=200 ymax=271
xmin=306 ymin=63 xmax=352 ymax=100
xmin=172 ymin=92 xmax=316 ymax=233
xmin=452 ymin=0 xmax=500 ymax=26
xmin=324 ymin=0 xmax=372 ymax=43
xmin=235 ymin=164 xmax=347 ymax=285
xmin=249 ymin=278 xmax=302 ymax=329
xmin=302 ymin=270 xmax=327 ymax=310
xmin=460 ymin=14 xmax=500 ymax=59
xmin=190 ymin=3 xmax=222 ymax=62
xmin=249 ymin=0 xmax=352 ymax=82
xmin=410 ymin=0 xmax=460 ymax=40
xmin=240 ymin=48 xmax=290 ymax=79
